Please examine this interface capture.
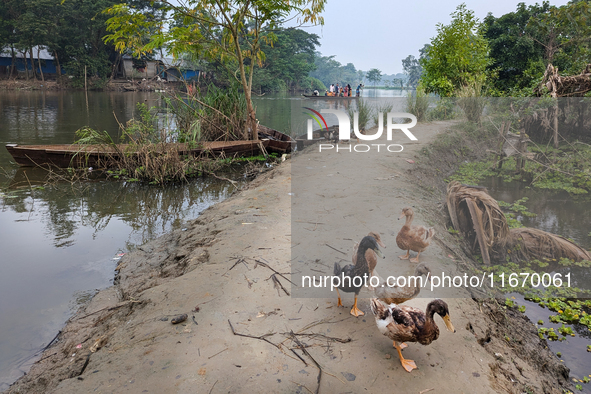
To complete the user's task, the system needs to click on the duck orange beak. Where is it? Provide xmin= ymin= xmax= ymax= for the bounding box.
xmin=442 ymin=314 xmax=455 ymax=333
xmin=398 ymin=212 xmax=405 ymax=220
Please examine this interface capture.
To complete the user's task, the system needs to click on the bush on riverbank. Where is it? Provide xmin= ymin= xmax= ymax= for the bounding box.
xmin=73 ymin=96 xmax=276 ymax=185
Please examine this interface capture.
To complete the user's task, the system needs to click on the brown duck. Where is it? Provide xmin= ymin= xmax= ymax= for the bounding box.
xmin=370 ymin=298 xmax=455 ymax=372
xmin=396 ymin=207 xmax=435 ymax=263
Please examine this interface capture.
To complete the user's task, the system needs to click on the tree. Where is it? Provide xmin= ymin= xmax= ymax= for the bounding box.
xmin=483 ymin=2 xmax=548 ymax=93
xmin=484 ymin=1 xmax=591 ymax=94
xmin=309 ymin=54 xmax=359 ymax=87
xmin=253 ymin=28 xmax=320 ymax=92
xmin=402 ymin=44 xmax=430 ymax=88
xmin=366 ymin=68 xmax=382 ymax=87
xmin=104 ymin=0 xmax=326 ymax=140
xmin=420 ymin=4 xmax=491 ymax=97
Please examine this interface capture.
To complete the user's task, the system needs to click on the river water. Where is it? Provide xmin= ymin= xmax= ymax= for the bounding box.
xmin=0 ymin=90 xmax=245 ymax=389
xmin=480 ymin=177 xmax=591 ymax=388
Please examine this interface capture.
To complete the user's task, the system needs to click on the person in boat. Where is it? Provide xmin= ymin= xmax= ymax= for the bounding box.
xmin=325 ymin=90 xmax=329 ymax=96
xmin=344 ymin=85 xmax=349 ymax=96
xmin=347 ymin=84 xmax=352 ymax=96
xmin=313 ymin=89 xmax=319 ymax=96
xmin=356 ymin=84 xmax=362 ymax=97
xmin=329 ymin=84 xmax=335 ymax=96
xmin=335 ymin=83 xmax=340 ymax=94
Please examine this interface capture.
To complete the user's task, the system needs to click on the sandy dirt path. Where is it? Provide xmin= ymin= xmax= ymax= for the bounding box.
xmin=5 ymin=121 xmax=570 ymax=394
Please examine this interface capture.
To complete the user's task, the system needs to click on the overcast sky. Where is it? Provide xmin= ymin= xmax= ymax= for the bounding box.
xmin=295 ymin=0 xmax=570 ymax=75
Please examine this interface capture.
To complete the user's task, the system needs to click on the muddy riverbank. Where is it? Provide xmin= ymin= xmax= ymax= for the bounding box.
xmin=4 ymin=121 xmax=572 ymax=394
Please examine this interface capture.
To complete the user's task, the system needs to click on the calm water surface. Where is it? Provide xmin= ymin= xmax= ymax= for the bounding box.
xmin=0 ymin=90 xmax=299 ymax=389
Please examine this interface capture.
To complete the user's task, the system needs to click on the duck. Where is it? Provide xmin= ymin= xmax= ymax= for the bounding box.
xmin=351 ymin=232 xmax=386 ymax=276
xmin=370 ymin=298 xmax=455 ymax=372
xmin=371 ymin=263 xmax=431 ymax=305
xmin=334 ymin=235 xmax=384 ymax=317
xmin=396 ymin=207 xmax=435 ymax=263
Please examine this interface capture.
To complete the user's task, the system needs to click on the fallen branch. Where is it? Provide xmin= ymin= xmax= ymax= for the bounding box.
xmin=290 ymin=331 xmax=322 ymax=394
xmin=286 ymin=332 xmax=352 ymax=344
xmin=254 ymin=259 xmax=297 ymax=286
xmin=208 ymin=347 xmax=228 ymax=359
xmin=325 ymin=243 xmax=346 ymax=255
xmin=228 ymin=319 xmax=279 ymax=349
xmin=269 ymin=273 xmax=290 ymax=296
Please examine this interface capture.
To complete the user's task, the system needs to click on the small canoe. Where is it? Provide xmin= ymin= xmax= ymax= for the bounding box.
xmin=258 ymin=125 xmax=294 ymax=154
xmin=301 ymin=94 xmax=358 ymax=99
xmin=5 ymin=140 xmax=270 ymax=168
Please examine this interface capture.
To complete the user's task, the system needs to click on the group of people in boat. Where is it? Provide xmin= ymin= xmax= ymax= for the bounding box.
xmin=312 ymin=83 xmax=364 ymax=97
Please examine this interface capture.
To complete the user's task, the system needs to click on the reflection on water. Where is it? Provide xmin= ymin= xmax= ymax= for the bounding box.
xmin=0 ymin=172 xmax=240 ymax=389
xmin=0 ymin=89 xmax=406 ymax=388
xmin=0 ymin=90 xmax=264 ymax=389
xmin=483 ymin=177 xmax=591 ymax=250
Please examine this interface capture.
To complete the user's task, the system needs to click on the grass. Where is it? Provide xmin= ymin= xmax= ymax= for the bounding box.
xmin=405 ymin=86 xmax=429 ymax=122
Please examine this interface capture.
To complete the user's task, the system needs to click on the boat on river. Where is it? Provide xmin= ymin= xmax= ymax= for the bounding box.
xmin=257 ymin=125 xmax=294 ymax=154
xmin=301 ymin=94 xmax=358 ymax=100
xmin=5 ymin=140 xmax=270 ymax=168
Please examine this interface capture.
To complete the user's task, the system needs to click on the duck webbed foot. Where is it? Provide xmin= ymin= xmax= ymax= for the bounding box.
xmin=394 ymin=342 xmax=417 ymax=372
xmin=399 ymin=251 xmax=410 ymax=260
xmin=349 ymin=295 xmax=365 ymax=317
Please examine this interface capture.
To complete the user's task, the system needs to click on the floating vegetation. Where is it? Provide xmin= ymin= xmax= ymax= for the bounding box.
xmin=448 ymin=142 xmax=591 ymax=197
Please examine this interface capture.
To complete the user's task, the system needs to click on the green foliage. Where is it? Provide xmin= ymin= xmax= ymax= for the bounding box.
xmin=309 ymin=54 xmax=363 ymax=87
xmin=482 ymin=2 xmax=549 ymax=93
xmin=428 ymin=98 xmax=456 ymax=120
xmin=456 ymin=81 xmax=487 ymax=122
xmin=348 ymin=99 xmax=372 ymax=132
xmin=448 ymin=138 xmax=591 ymax=196
xmin=163 ymin=84 xmax=247 ymax=142
xmin=484 ymin=1 xmax=591 ymax=95
xmin=1 ymin=0 xmax=139 ymax=84
xmin=401 ymin=45 xmax=430 ymax=88
xmin=371 ymin=101 xmax=394 ymax=129
xmin=497 ymin=197 xmax=536 ymax=229
xmin=421 ymin=4 xmax=491 ymax=97
xmin=251 ymin=28 xmax=321 ymax=93
xmin=104 ymin=0 xmax=327 ymax=137
xmin=366 ymin=68 xmax=382 ymax=87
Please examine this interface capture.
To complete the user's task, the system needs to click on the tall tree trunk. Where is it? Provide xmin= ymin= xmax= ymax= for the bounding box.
xmin=110 ymin=53 xmax=121 ymax=81
xmin=54 ymin=51 xmax=62 ymax=84
xmin=24 ymin=50 xmax=29 ymax=81
xmin=553 ymin=100 xmax=559 ymax=148
xmin=30 ymin=48 xmax=37 ymax=80
xmin=10 ymin=47 xmax=16 ymax=78
xmin=37 ymin=48 xmax=44 ymax=83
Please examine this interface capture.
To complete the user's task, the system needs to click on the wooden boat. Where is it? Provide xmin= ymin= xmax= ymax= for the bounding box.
xmin=5 ymin=140 xmax=270 ymax=168
xmin=302 ymin=94 xmax=358 ymax=99
xmin=257 ymin=125 xmax=294 ymax=154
